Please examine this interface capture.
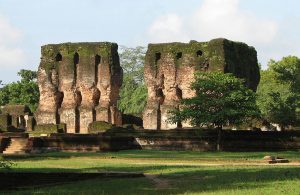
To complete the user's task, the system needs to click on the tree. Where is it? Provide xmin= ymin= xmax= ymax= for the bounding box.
xmin=270 ymin=56 xmax=300 ymax=121
xmin=0 ymin=69 xmax=39 ymax=112
xmin=168 ymin=72 xmax=260 ymax=129
xmin=119 ymin=46 xmax=145 ymax=84
xmin=118 ymin=46 xmax=147 ymax=116
xmin=256 ymin=56 xmax=300 ymax=129
xmin=269 ymin=56 xmax=300 ymax=93
xmin=265 ymin=92 xmax=297 ymax=129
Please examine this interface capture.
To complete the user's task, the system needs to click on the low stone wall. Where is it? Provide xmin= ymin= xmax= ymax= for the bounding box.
xmin=1 ymin=130 xmax=300 ymax=153
xmin=118 ymin=129 xmax=217 ymax=151
xmin=28 ymin=133 xmax=140 ymax=153
xmin=106 ymin=129 xmax=300 ymax=151
xmin=221 ymin=130 xmax=300 ymax=151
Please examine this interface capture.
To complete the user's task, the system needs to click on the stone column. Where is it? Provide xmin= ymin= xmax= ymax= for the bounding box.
xmin=59 ymin=55 xmax=77 ymax=133
xmin=77 ymin=55 xmax=98 ymax=134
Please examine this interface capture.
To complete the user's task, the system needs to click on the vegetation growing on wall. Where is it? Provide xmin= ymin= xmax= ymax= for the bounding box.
xmin=41 ymin=42 xmax=120 ymax=75
xmin=88 ymin=121 xmax=113 ymax=133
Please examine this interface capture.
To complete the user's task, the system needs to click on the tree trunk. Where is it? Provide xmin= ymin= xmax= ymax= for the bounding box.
xmin=217 ymin=127 xmax=222 ymax=151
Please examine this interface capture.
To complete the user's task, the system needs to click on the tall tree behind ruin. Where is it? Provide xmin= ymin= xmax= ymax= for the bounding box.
xmin=118 ymin=46 xmax=147 ymax=116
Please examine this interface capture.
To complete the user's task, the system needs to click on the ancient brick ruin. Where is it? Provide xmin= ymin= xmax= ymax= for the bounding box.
xmin=0 ymin=105 xmax=34 ymax=131
xmin=143 ymin=38 xmax=260 ymax=130
xmin=35 ymin=42 xmax=123 ymax=133
xmin=33 ymin=39 xmax=260 ymax=132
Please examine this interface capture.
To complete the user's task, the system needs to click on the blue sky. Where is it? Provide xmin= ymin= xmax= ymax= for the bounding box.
xmin=0 ymin=0 xmax=300 ymax=82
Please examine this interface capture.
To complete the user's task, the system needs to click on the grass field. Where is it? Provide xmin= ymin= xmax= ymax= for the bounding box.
xmin=1 ymin=150 xmax=300 ymax=194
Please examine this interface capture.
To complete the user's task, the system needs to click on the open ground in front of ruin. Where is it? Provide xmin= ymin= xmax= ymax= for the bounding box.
xmin=1 ymin=150 xmax=300 ymax=194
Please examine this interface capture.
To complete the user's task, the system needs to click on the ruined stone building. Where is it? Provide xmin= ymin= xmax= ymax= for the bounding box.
xmin=34 ymin=39 xmax=259 ymax=132
xmin=0 ymin=105 xmax=35 ymax=131
xmin=143 ymin=38 xmax=260 ymax=130
xmin=35 ymin=43 xmax=123 ymax=133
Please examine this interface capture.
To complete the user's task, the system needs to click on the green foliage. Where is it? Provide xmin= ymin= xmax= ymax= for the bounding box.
xmin=119 ymin=46 xmax=145 ymax=84
xmin=266 ymin=92 xmax=297 ymax=127
xmin=31 ymin=124 xmax=60 ymax=136
xmin=18 ymin=69 xmax=38 ymax=82
xmin=256 ymin=70 xmax=297 ymax=127
xmin=0 ymin=69 xmax=39 ymax=112
xmin=257 ymin=56 xmax=300 ymax=129
xmin=269 ymin=56 xmax=300 ymax=93
xmin=169 ymin=72 xmax=260 ymax=129
xmin=118 ymin=75 xmax=147 ymax=115
xmin=34 ymin=124 xmax=58 ymax=132
xmin=0 ymin=156 xmax=14 ymax=169
xmin=118 ymin=46 xmax=147 ymax=115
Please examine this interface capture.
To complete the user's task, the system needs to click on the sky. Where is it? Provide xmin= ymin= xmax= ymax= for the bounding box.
xmin=0 ymin=0 xmax=300 ymax=83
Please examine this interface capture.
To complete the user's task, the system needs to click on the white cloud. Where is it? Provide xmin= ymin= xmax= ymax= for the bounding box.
xmin=0 ymin=15 xmax=26 ymax=68
xmin=147 ymin=14 xmax=189 ymax=43
xmin=147 ymin=0 xmax=278 ymax=46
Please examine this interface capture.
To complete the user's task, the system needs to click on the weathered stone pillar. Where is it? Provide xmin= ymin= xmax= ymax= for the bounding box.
xmin=58 ymin=53 xmax=77 ymax=133
xmin=95 ymin=44 xmax=123 ymax=126
xmin=26 ymin=116 xmax=35 ymax=131
xmin=11 ymin=115 xmax=19 ymax=128
xmin=35 ymin=67 xmax=59 ymax=125
xmin=76 ymin=55 xmax=96 ymax=133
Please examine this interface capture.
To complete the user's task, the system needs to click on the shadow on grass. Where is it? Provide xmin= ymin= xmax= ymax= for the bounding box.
xmin=0 ymin=171 xmax=144 ymax=191
xmin=3 ymin=165 xmax=300 ymax=194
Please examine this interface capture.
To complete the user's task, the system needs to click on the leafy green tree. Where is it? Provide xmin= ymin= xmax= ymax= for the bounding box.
xmin=269 ymin=56 xmax=300 ymax=93
xmin=265 ymin=92 xmax=297 ymax=129
xmin=256 ymin=69 xmax=295 ymax=128
xmin=169 ymin=72 xmax=260 ymax=129
xmin=118 ymin=46 xmax=147 ymax=116
xmin=0 ymin=69 xmax=39 ymax=112
xmin=270 ymin=56 xmax=300 ymax=124
xmin=119 ymin=46 xmax=145 ymax=84
xmin=257 ymin=56 xmax=300 ymax=129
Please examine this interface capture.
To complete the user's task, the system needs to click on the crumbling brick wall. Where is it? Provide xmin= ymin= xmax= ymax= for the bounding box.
xmin=143 ymin=38 xmax=260 ymax=130
xmin=35 ymin=42 xmax=123 ymax=133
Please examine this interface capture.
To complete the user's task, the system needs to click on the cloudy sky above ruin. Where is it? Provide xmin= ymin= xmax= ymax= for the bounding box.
xmin=0 ymin=0 xmax=299 ymax=82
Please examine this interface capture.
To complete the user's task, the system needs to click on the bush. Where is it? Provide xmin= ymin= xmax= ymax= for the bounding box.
xmin=30 ymin=124 xmax=65 ymax=136
xmin=0 ymin=157 xmax=14 ymax=169
xmin=88 ymin=121 xmax=113 ymax=134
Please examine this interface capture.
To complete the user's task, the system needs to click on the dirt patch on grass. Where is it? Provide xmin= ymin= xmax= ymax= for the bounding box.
xmin=145 ymin=174 xmax=171 ymax=189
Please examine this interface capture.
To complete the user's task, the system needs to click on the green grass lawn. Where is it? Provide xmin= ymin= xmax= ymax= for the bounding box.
xmin=1 ymin=150 xmax=300 ymax=195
